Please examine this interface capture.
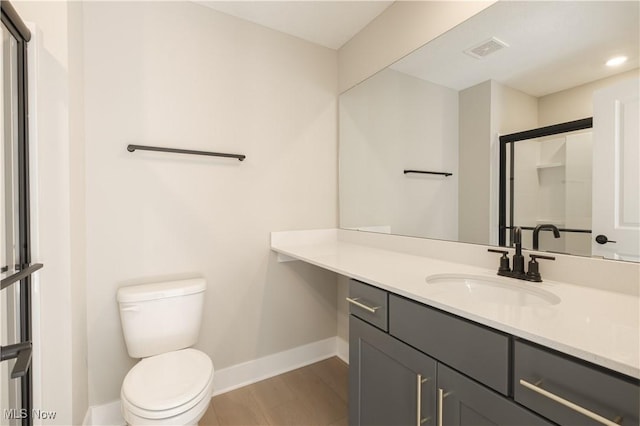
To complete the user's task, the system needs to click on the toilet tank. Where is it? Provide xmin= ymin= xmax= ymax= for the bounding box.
xmin=117 ymin=278 xmax=206 ymax=358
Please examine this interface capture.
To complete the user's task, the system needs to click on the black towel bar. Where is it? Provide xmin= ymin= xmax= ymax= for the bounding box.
xmin=127 ymin=144 xmax=245 ymax=161
xmin=404 ymin=170 xmax=452 ymax=177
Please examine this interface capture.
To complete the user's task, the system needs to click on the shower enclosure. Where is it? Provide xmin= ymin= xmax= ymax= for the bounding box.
xmin=499 ymin=118 xmax=594 ymax=256
xmin=1 ymin=3 xmax=42 ymax=426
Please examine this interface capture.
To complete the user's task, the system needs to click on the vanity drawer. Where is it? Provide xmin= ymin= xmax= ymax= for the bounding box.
xmin=514 ymin=340 xmax=639 ymax=426
xmin=348 ymin=280 xmax=388 ymax=331
xmin=389 ymin=295 xmax=510 ymax=395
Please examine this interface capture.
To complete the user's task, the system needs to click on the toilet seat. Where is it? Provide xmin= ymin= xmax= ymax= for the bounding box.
xmin=121 ymin=348 xmax=214 ymax=421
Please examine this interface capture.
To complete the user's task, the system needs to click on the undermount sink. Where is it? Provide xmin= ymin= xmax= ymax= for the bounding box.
xmin=425 ymin=274 xmax=561 ymax=307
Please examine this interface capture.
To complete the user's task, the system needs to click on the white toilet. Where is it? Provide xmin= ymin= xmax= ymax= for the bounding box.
xmin=117 ymin=278 xmax=214 ymax=425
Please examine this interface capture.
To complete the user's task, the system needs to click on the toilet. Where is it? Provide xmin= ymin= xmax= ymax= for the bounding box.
xmin=117 ymin=278 xmax=214 ymax=425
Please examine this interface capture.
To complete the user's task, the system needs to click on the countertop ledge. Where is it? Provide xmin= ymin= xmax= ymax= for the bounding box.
xmin=271 ymin=230 xmax=640 ymax=380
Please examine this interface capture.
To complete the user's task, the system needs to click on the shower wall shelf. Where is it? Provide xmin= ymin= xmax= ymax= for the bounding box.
xmin=127 ymin=144 xmax=246 ymax=161
xmin=536 ymin=162 xmax=564 ymax=169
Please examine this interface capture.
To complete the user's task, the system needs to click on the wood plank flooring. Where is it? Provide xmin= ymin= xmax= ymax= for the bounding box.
xmin=200 ymin=357 xmax=348 ymax=426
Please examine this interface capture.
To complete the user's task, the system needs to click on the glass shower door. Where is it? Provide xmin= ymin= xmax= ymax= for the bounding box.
xmin=1 ymin=3 xmax=40 ymax=426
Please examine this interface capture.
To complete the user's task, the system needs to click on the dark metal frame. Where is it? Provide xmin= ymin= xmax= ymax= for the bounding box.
xmin=1 ymin=2 xmax=36 ymax=425
xmin=498 ymin=118 xmax=593 ymax=246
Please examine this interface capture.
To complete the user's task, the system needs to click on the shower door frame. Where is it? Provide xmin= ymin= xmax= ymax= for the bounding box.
xmin=498 ymin=117 xmax=593 ymax=247
xmin=1 ymin=2 xmax=38 ymax=426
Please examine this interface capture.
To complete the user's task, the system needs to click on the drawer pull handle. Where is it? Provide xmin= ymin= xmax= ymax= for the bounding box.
xmin=346 ymin=297 xmax=380 ymax=314
xmin=417 ymin=374 xmax=429 ymax=425
xmin=519 ymin=379 xmax=622 ymax=426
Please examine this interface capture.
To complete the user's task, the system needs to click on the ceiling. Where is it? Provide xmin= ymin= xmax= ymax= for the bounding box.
xmin=196 ymin=1 xmax=394 ymax=50
xmin=390 ymin=1 xmax=640 ymax=97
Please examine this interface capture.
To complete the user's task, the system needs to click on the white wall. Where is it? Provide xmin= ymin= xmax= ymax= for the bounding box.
xmin=339 ymin=68 xmax=459 ymax=240
xmin=83 ymin=1 xmax=338 ymax=406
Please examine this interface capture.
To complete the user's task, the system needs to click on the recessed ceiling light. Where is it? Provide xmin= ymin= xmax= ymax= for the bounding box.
xmin=606 ymin=56 xmax=628 ymax=67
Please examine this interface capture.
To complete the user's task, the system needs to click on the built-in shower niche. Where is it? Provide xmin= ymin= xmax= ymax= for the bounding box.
xmin=502 ymin=120 xmax=593 ymax=256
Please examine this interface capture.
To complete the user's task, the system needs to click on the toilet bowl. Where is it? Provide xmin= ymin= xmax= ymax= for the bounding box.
xmin=117 ymin=279 xmax=213 ymax=425
xmin=121 ymin=349 xmax=214 ymax=425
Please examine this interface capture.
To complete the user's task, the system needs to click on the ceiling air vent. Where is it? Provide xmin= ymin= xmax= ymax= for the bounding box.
xmin=464 ymin=37 xmax=509 ymax=59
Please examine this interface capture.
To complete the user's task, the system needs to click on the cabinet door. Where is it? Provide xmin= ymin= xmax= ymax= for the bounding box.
xmin=438 ymin=364 xmax=552 ymax=426
xmin=350 ymin=315 xmax=437 ymax=426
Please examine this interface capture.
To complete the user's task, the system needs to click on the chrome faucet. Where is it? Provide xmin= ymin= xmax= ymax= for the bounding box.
xmin=533 ymin=224 xmax=561 ymax=251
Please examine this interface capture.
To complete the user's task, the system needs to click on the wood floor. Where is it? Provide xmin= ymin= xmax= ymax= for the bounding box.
xmin=200 ymin=357 xmax=349 ymax=426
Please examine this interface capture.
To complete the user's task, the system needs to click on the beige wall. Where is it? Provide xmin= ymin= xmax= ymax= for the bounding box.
xmin=338 ymin=1 xmax=495 ymax=93
xmin=83 ymin=1 xmax=338 ymax=406
xmin=458 ymin=81 xmax=491 ymax=244
xmin=67 ymin=1 xmax=88 ymax=423
xmin=538 ymin=68 xmax=640 ymax=126
xmin=340 ymin=68 xmax=459 ymax=240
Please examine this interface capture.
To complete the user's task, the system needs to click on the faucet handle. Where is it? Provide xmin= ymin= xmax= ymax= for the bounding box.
xmin=530 ymin=254 xmax=556 ymax=261
xmin=488 ymin=249 xmax=511 ymax=273
xmin=526 ymin=254 xmax=556 ymax=282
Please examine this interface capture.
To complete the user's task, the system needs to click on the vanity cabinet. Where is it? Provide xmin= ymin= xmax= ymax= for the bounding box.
xmin=349 ymin=280 xmax=550 ymax=426
xmin=348 ymin=279 xmax=637 ymax=426
xmin=350 ymin=315 xmax=551 ymax=426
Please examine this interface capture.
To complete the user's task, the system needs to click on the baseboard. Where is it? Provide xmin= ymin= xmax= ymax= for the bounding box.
xmin=336 ymin=336 xmax=349 ymax=364
xmin=87 ymin=400 xmax=123 ymax=426
xmin=86 ymin=336 xmax=347 ymax=425
xmin=211 ymin=336 xmax=338 ymax=396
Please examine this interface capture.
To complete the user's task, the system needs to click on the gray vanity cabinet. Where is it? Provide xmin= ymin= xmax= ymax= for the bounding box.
xmin=349 ymin=315 xmax=437 ymax=425
xmin=348 ymin=279 xmax=636 ymax=426
xmin=438 ymin=363 xmax=552 ymax=426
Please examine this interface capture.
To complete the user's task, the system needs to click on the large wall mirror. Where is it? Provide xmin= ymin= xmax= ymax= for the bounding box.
xmin=339 ymin=1 xmax=639 ymax=262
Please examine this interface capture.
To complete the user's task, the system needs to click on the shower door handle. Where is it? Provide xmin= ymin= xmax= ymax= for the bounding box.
xmin=0 ymin=341 xmax=33 ymax=379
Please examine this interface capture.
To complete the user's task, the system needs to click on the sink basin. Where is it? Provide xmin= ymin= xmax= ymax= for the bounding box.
xmin=425 ymin=274 xmax=561 ymax=307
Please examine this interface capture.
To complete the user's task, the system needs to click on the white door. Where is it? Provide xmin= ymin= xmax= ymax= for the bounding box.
xmin=592 ymin=77 xmax=640 ymax=261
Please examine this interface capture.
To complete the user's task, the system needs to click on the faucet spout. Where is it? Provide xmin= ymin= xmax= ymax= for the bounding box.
xmin=512 ymin=227 xmax=525 ymax=275
xmin=513 ymin=226 xmax=522 ymax=257
xmin=533 ymin=224 xmax=561 ymax=251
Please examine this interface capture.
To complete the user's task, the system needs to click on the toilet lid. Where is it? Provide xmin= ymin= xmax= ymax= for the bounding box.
xmin=123 ymin=348 xmax=213 ymax=411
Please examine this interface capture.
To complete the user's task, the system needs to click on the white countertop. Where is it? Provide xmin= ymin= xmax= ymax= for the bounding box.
xmin=271 ymin=231 xmax=640 ymax=379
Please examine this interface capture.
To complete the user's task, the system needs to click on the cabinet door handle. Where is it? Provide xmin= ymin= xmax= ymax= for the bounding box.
xmin=437 ymin=388 xmax=452 ymax=426
xmin=416 ymin=374 xmax=429 ymax=425
xmin=345 ymin=297 xmax=380 ymax=314
xmin=519 ymin=379 xmax=622 ymax=426
xmin=437 ymin=388 xmax=444 ymax=426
